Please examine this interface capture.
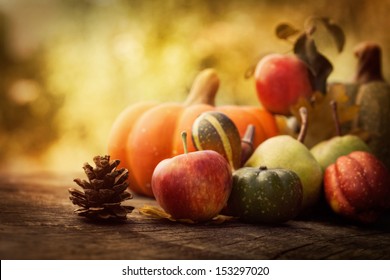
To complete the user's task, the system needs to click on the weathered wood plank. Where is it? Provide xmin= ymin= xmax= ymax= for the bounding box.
xmin=1 ymin=172 xmax=390 ymax=260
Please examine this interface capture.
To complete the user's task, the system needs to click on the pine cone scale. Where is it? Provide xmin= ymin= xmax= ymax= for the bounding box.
xmin=114 ymin=169 xmax=129 ymax=185
xmin=70 ymin=197 xmax=88 ymax=208
xmin=120 ymin=192 xmax=133 ymax=201
xmin=73 ymin=178 xmax=93 ymax=189
xmin=68 ymin=187 xmax=86 ymax=199
xmin=83 ymin=163 xmax=95 ymax=181
xmin=91 ymin=179 xmax=104 ymax=190
xmin=113 ymin=181 xmax=129 ymax=194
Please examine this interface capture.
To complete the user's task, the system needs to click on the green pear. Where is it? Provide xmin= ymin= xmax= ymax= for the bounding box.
xmin=245 ymin=107 xmax=323 ymax=209
xmin=311 ymin=135 xmax=370 ymax=172
xmin=310 ymin=101 xmax=370 ymax=172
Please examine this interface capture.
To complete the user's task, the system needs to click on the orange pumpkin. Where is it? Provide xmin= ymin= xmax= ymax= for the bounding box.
xmin=107 ymin=69 xmax=279 ymax=197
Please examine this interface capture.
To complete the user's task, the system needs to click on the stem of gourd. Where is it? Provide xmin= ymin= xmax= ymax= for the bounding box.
xmin=330 ymin=100 xmax=341 ymax=136
xmin=181 ymin=131 xmax=189 ymax=154
xmin=184 ymin=69 xmax=219 ymax=106
xmin=241 ymin=124 xmax=255 ymax=166
xmin=297 ymin=107 xmax=308 ymax=143
xmin=242 ymin=124 xmax=255 ymax=145
xmin=353 ymin=42 xmax=384 ymax=84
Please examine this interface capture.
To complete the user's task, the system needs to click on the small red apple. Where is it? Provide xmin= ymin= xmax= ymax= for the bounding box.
xmin=324 ymin=151 xmax=390 ymax=223
xmin=151 ymin=132 xmax=233 ymax=222
xmin=254 ymin=54 xmax=313 ymax=115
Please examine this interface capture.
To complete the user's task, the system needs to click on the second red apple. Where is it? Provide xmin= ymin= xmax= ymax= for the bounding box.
xmin=254 ymin=54 xmax=313 ymax=115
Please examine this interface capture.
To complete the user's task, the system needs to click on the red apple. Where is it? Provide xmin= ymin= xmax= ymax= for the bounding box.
xmin=254 ymin=54 xmax=313 ymax=115
xmin=324 ymin=151 xmax=390 ymax=223
xmin=151 ymin=132 xmax=233 ymax=221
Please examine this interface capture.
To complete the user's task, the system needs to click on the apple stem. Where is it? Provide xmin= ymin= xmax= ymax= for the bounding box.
xmin=181 ymin=131 xmax=189 ymax=154
xmin=297 ymin=107 xmax=308 ymax=143
xmin=330 ymin=100 xmax=342 ymax=136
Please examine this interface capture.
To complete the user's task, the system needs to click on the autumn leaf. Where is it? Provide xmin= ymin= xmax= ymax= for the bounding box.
xmin=275 ymin=23 xmax=300 ymax=40
xmin=304 ymin=16 xmax=345 ymax=52
xmin=290 ymin=83 xmax=360 ymax=148
xmin=138 ymin=205 xmax=235 ymax=224
xmin=294 ymin=33 xmax=333 ymax=94
xmin=275 ymin=16 xmax=345 ymax=94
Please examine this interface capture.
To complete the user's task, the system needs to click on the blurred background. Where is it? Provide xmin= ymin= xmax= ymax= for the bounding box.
xmin=1 ymin=0 xmax=389 ymax=172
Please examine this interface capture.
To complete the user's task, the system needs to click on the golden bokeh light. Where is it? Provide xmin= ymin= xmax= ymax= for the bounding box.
xmin=1 ymin=0 xmax=389 ymax=172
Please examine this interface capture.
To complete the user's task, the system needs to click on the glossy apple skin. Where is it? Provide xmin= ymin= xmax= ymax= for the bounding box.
xmin=254 ymin=54 xmax=313 ymax=115
xmin=151 ymin=150 xmax=232 ymax=221
xmin=324 ymin=151 xmax=390 ymax=223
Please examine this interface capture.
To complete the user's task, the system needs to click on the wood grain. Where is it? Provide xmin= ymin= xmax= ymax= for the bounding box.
xmin=1 ymin=172 xmax=389 ymax=260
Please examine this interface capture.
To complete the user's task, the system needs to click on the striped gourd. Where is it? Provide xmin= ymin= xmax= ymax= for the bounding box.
xmin=192 ymin=111 xmax=241 ymax=170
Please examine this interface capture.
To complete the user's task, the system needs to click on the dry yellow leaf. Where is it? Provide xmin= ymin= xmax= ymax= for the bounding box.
xmin=138 ymin=205 xmax=236 ymax=224
xmin=290 ymin=83 xmax=360 ymax=148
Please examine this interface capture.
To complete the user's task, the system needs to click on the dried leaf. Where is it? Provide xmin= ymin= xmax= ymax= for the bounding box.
xmin=244 ymin=63 xmax=256 ymax=79
xmin=294 ymin=34 xmax=333 ymax=94
xmin=290 ymin=84 xmax=360 ymax=147
xmin=317 ymin=17 xmax=345 ymax=52
xmin=138 ymin=205 xmax=235 ymax=224
xmin=244 ymin=53 xmax=269 ymax=79
xmin=304 ymin=16 xmax=345 ymax=52
xmin=141 ymin=206 xmax=174 ymax=219
xmin=275 ymin=23 xmax=300 ymax=40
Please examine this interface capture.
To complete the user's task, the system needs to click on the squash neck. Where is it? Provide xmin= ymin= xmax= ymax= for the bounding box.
xmin=353 ymin=42 xmax=384 ymax=85
xmin=184 ymin=68 xmax=219 ymax=106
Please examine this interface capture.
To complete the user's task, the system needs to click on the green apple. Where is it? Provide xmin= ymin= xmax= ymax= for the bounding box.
xmin=245 ymin=108 xmax=323 ymax=209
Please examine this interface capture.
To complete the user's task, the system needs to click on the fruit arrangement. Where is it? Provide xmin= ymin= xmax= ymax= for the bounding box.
xmin=93 ymin=16 xmax=390 ymax=225
xmin=107 ymin=68 xmax=278 ymax=197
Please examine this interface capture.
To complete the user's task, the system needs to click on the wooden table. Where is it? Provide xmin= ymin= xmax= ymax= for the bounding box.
xmin=1 ymin=172 xmax=390 ymax=260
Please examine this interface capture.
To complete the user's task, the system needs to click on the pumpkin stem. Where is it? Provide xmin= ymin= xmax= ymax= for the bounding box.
xmin=297 ymin=107 xmax=308 ymax=143
xmin=181 ymin=131 xmax=189 ymax=154
xmin=184 ymin=68 xmax=219 ymax=106
xmin=330 ymin=100 xmax=341 ymax=136
xmin=241 ymin=124 xmax=256 ymax=166
xmin=353 ymin=42 xmax=384 ymax=84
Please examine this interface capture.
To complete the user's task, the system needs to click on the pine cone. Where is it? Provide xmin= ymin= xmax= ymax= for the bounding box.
xmin=68 ymin=155 xmax=134 ymax=221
